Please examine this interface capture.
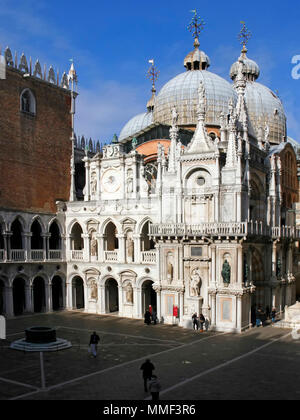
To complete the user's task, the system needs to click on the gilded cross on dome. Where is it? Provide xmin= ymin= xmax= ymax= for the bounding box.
xmin=147 ymin=59 xmax=160 ymax=91
xmin=238 ymin=21 xmax=252 ymax=52
xmin=187 ymin=9 xmax=205 ymax=46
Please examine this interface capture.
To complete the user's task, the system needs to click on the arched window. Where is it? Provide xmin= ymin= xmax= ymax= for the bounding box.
xmin=31 ymin=220 xmax=43 ymax=250
xmin=20 ymin=89 xmax=36 ymax=115
xmin=49 ymin=221 xmax=61 ymax=250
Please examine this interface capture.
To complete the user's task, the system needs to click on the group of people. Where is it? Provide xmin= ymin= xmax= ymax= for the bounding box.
xmin=192 ymin=313 xmax=209 ymax=332
xmin=251 ymin=306 xmax=277 ymax=327
xmin=144 ymin=308 xmax=157 ymax=325
xmin=140 ymin=359 xmax=161 ymax=400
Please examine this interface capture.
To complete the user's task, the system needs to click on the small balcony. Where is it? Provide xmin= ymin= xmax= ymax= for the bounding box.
xmin=141 ymin=251 xmax=157 ymax=264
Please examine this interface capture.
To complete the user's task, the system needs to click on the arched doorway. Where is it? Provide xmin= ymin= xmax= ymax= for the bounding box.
xmin=72 ymin=277 xmax=85 ymax=309
xmin=52 ymin=276 xmax=63 ymax=311
xmin=105 ymin=222 xmax=118 ymax=251
xmin=49 ymin=221 xmax=61 ymax=250
xmin=31 ymin=220 xmax=43 ymax=250
xmin=11 ymin=219 xmax=23 ymax=250
xmin=141 ymin=221 xmax=155 ymax=251
xmin=33 ymin=277 xmax=46 ymax=313
xmin=105 ymin=278 xmax=119 ymax=313
xmin=71 ymin=223 xmax=83 ymax=250
xmin=0 ymin=280 xmax=4 ymax=315
xmin=13 ymin=277 xmax=26 ymax=316
xmin=142 ymin=280 xmax=157 ymax=314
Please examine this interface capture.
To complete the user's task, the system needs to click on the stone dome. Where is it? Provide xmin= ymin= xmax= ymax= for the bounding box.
xmin=230 ymin=57 xmax=260 ymax=81
xmin=245 ymin=81 xmax=286 ymax=144
xmin=153 ymin=70 xmax=237 ymax=127
xmin=119 ymin=111 xmax=153 ymax=141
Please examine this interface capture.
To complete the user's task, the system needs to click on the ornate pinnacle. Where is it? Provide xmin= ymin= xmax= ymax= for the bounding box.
xmin=147 ymin=59 xmax=159 ymax=91
xmin=188 ymin=9 xmax=205 ymax=47
xmin=238 ymin=21 xmax=252 ymax=53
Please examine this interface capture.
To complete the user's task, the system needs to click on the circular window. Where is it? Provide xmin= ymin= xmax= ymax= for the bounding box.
xmin=196 ymin=177 xmax=205 ymax=186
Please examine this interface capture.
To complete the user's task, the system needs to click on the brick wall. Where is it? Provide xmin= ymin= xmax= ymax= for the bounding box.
xmin=0 ymin=67 xmax=72 ymax=214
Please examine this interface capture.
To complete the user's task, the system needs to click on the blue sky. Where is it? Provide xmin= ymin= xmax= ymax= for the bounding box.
xmin=1 ymin=0 xmax=300 ymax=143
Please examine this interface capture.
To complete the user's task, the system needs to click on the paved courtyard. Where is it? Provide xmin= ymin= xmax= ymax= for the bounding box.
xmin=0 ymin=311 xmax=299 ymax=400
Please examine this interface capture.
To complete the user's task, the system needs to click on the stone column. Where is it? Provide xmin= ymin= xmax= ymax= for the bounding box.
xmin=84 ymin=282 xmax=88 ymax=312
xmin=45 ymin=282 xmax=53 ymax=312
xmin=118 ymin=283 xmax=123 ymax=316
xmin=25 ymin=284 xmax=33 ymax=313
xmin=62 ymin=280 xmax=66 ymax=309
xmin=66 ymin=235 xmax=72 ymax=261
xmin=236 ymin=294 xmax=242 ymax=332
xmin=23 ymin=232 xmax=32 ymax=261
xmin=211 ymin=292 xmax=217 ymax=327
xmin=41 ymin=234 xmax=48 ymax=260
xmin=133 ymin=234 xmax=141 ymax=264
xmin=179 ymin=291 xmax=184 ymax=326
xmin=136 ymin=287 xmax=142 ymax=318
xmin=82 ymin=234 xmax=90 ymax=261
xmin=97 ymin=234 xmax=105 ymax=262
xmin=210 ymin=245 xmax=216 ymax=286
xmin=6 ymin=232 xmax=12 ymax=261
xmin=83 ymin=157 xmax=90 ymax=201
xmin=66 ymin=282 xmax=73 ymax=310
xmin=2 ymin=233 xmax=9 ymax=261
xmin=237 ymin=245 xmax=243 ymax=285
xmin=5 ymin=286 xmax=14 ymax=317
xmin=117 ymin=234 xmax=126 ymax=263
xmin=99 ymin=285 xmax=106 ymax=314
xmin=156 ymin=289 xmax=161 ymax=322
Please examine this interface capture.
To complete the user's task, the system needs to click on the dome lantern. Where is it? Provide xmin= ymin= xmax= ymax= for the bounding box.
xmin=184 ymin=10 xmax=210 ymax=71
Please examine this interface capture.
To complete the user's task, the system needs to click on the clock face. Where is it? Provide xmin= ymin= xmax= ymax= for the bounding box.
xmin=101 ymin=169 xmax=121 ymax=193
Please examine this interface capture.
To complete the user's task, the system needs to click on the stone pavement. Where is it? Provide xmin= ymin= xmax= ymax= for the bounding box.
xmin=0 ymin=311 xmax=299 ymax=400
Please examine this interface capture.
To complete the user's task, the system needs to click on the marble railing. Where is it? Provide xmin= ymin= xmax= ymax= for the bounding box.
xmin=11 ymin=250 xmax=26 ymax=261
xmin=141 ymin=251 xmax=157 ymax=264
xmin=49 ymin=250 xmax=62 ymax=260
xmin=150 ymin=222 xmax=300 ymax=239
xmin=30 ymin=250 xmax=45 ymax=261
xmin=105 ymin=251 xmax=118 ymax=262
xmin=71 ymin=250 xmax=84 ymax=261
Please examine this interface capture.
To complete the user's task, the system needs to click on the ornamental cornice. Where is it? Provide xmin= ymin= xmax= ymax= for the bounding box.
xmin=181 ymin=153 xmax=216 ymax=162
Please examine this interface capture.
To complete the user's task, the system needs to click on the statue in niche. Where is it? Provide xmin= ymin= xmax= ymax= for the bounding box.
xmin=167 ymin=260 xmax=174 ymax=284
xmin=125 ymin=283 xmax=133 ymax=304
xmin=221 ymin=259 xmax=231 ymax=286
xmin=126 ymin=236 xmax=134 ymax=262
xmin=190 ymin=268 xmax=201 ymax=297
xmin=91 ymin=173 xmax=97 ymax=195
xmin=276 ymin=258 xmax=282 ymax=277
xmin=91 ymin=237 xmax=98 ymax=257
xmin=127 ymin=177 xmax=133 ymax=193
xmin=90 ymin=281 xmax=98 ymax=300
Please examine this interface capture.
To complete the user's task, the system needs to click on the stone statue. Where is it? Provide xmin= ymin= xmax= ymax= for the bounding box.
xmin=221 ymin=259 xmax=231 ymax=285
xmin=132 ymin=137 xmax=138 ymax=150
xmin=171 ymin=106 xmax=178 ymax=126
xmin=126 ymin=236 xmax=134 ymax=262
xmin=91 ymin=174 xmax=97 ymax=195
xmin=167 ymin=261 xmax=174 ymax=284
xmin=276 ymin=258 xmax=282 ymax=277
xmin=190 ymin=268 xmax=201 ymax=297
xmin=127 ymin=177 xmax=133 ymax=193
xmin=90 ymin=281 xmax=98 ymax=300
xmin=91 ymin=237 xmax=98 ymax=257
xmin=125 ymin=283 xmax=133 ymax=303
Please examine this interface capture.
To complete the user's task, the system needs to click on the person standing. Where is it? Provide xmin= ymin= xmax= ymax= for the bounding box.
xmin=256 ymin=307 xmax=262 ymax=327
xmin=140 ymin=359 xmax=155 ymax=392
xmin=89 ymin=331 xmax=100 ymax=358
xmin=271 ymin=307 xmax=277 ymax=324
xmin=149 ymin=375 xmax=162 ymax=400
xmin=192 ymin=313 xmax=198 ymax=330
xmin=199 ymin=313 xmax=205 ymax=332
xmin=152 ymin=309 xmax=157 ymax=325
xmin=144 ymin=309 xmax=151 ymax=325
xmin=204 ymin=317 xmax=210 ymax=332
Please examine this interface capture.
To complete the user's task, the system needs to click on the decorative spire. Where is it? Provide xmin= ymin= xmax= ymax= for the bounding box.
xmin=168 ymin=106 xmax=179 ymax=173
xmin=188 ymin=9 xmax=205 ymax=48
xmin=238 ymin=21 xmax=252 ymax=56
xmin=68 ymin=59 xmax=78 ymax=91
xmin=147 ymin=59 xmax=159 ymax=111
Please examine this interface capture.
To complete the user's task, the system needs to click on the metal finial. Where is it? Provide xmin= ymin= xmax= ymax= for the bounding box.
xmin=187 ymin=9 xmax=205 ymax=43
xmin=238 ymin=21 xmax=252 ymax=51
xmin=147 ymin=59 xmax=159 ymax=91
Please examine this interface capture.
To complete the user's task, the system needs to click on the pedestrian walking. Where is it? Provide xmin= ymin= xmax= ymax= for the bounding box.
xmin=266 ymin=305 xmax=271 ymax=320
xmin=271 ymin=307 xmax=277 ymax=323
xmin=256 ymin=307 xmax=262 ymax=327
xmin=261 ymin=308 xmax=266 ymax=327
xmin=192 ymin=313 xmax=198 ymax=330
xmin=204 ymin=318 xmax=210 ymax=332
xmin=149 ymin=375 xmax=162 ymax=400
xmin=199 ymin=313 xmax=205 ymax=332
xmin=140 ymin=359 xmax=155 ymax=392
xmin=89 ymin=331 xmax=100 ymax=358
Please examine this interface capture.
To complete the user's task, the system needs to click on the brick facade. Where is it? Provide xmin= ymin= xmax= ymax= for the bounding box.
xmin=0 ymin=67 xmax=72 ymax=214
